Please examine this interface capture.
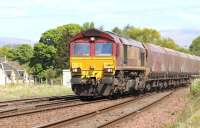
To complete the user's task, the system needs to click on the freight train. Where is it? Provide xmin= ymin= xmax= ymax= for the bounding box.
xmin=69 ymin=29 xmax=200 ymax=97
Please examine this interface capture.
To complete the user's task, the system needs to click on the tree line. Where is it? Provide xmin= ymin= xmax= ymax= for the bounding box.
xmin=0 ymin=22 xmax=200 ymax=79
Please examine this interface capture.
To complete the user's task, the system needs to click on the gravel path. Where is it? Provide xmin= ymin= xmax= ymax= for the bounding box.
xmin=109 ymin=87 xmax=189 ymax=128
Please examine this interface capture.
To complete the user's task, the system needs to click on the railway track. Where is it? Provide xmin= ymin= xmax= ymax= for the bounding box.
xmin=0 ymin=95 xmax=79 ymax=113
xmin=35 ymin=90 xmax=174 ymax=128
xmin=0 ymin=95 xmax=78 ymax=106
xmin=0 ymin=96 xmax=108 ymax=119
xmin=0 ymin=95 xmax=80 ymax=118
xmin=0 ymin=98 xmax=79 ymax=114
xmin=98 ymin=91 xmax=173 ymax=128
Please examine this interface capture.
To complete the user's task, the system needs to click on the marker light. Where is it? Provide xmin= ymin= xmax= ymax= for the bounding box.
xmin=104 ymin=68 xmax=113 ymax=73
xmin=72 ymin=68 xmax=81 ymax=73
xmin=90 ymin=37 xmax=95 ymax=41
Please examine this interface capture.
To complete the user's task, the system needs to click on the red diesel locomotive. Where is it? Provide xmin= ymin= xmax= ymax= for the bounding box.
xmin=69 ymin=29 xmax=200 ymax=97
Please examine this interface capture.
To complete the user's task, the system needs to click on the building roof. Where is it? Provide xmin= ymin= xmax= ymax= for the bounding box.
xmin=0 ymin=57 xmax=24 ymax=71
xmin=0 ymin=58 xmax=26 ymax=79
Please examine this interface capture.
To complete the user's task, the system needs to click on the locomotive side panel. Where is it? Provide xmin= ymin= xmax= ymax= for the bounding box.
xmin=116 ymin=38 xmax=146 ymax=70
xmin=127 ymin=46 xmax=141 ymax=66
xmin=116 ymin=44 xmax=123 ymax=67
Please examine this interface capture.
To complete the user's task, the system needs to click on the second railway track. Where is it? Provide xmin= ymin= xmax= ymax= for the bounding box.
xmin=0 ymin=95 xmax=78 ymax=107
xmin=36 ymin=90 xmax=174 ymax=128
xmin=0 ymin=96 xmax=108 ymax=119
xmin=0 ymin=95 xmax=81 ymax=118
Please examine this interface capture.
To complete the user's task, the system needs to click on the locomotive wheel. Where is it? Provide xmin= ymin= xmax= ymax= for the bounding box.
xmin=145 ymin=83 xmax=151 ymax=92
xmin=114 ymin=71 xmax=127 ymax=96
xmin=163 ymin=81 xmax=168 ymax=89
xmin=158 ymin=81 xmax=163 ymax=91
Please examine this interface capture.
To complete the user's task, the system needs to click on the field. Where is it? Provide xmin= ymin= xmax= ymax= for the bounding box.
xmin=166 ymin=79 xmax=200 ymax=128
xmin=0 ymin=84 xmax=73 ymax=101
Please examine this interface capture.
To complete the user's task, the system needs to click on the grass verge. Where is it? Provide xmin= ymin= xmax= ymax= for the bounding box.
xmin=165 ymin=79 xmax=200 ymax=128
xmin=0 ymin=84 xmax=73 ymax=101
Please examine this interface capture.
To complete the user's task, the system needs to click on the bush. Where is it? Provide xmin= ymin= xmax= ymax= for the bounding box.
xmin=164 ymin=79 xmax=200 ymax=128
xmin=191 ymin=79 xmax=200 ymax=96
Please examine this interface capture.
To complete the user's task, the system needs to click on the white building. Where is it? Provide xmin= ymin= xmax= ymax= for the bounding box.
xmin=63 ymin=69 xmax=71 ymax=87
xmin=0 ymin=58 xmax=30 ymax=85
xmin=0 ymin=63 xmax=6 ymax=85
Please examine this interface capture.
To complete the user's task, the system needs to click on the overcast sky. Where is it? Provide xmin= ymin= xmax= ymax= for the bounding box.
xmin=0 ymin=0 xmax=200 ymax=41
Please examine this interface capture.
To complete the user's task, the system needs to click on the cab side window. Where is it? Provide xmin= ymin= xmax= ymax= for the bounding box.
xmin=140 ymin=51 xmax=145 ymax=66
xmin=123 ymin=44 xmax=128 ymax=64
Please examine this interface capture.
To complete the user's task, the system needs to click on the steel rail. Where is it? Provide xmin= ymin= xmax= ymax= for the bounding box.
xmin=0 ymin=99 xmax=80 ymax=114
xmin=0 ymin=95 xmax=77 ymax=104
xmin=97 ymin=91 xmax=174 ymax=128
xmin=0 ymin=95 xmax=78 ymax=110
xmin=35 ymin=95 xmax=149 ymax=128
xmin=35 ymin=91 xmax=173 ymax=128
xmin=0 ymin=98 xmax=108 ymax=119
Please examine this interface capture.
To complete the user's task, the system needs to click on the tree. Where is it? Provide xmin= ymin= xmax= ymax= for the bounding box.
xmin=31 ymin=63 xmax=44 ymax=77
xmin=156 ymin=38 xmax=178 ymax=49
xmin=30 ymin=43 xmax=57 ymax=77
xmin=112 ymin=27 xmax=123 ymax=35
xmin=189 ymin=36 xmax=200 ymax=56
xmin=176 ymin=46 xmax=190 ymax=53
xmin=31 ymin=23 xmax=83 ymax=77
xmin=126 ymin=27 xmax=161 ymax=43
xmin=39 ymin=29 xmax=63 ymax=47
xmin=112 ymin=26 xmax=161 ymax=43
xmin=11 ymin=44 xmax=33 ymax=64
xmin=0 ymin=46 xmax=14 ymax=59
xmin=111 ymin=26 xmax=190 ymax=53
xmin=82 ymin=22 xmax=95 ymax=31
xmin=43 ymin=67 xmax=57 ymax=80
xmin=39 ymin=24 xmax=82 ymax=69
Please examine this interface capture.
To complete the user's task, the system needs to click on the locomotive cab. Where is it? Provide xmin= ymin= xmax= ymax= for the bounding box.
xmin=70 ymin=29 xmax=117 ymax=96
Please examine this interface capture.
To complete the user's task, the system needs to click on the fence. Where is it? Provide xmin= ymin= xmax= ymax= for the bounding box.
xmin=0 ymin=69 xmax=72 ymax=87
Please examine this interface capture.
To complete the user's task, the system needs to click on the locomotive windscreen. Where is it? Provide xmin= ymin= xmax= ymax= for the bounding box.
xmin=72 ymin=43 xmax=90 ymax=56
xmin=95 ymin=43 xmax=112 ymax=56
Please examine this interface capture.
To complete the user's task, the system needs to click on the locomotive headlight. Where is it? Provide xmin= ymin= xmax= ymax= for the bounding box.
xmin=104 ymin=68 xmax=113 ymax=73
xmin=90 ymin=37 xmax=95 ymax=42
xmin=108 ymin=68 xmax=112 ymax=72
xmin=72 ymin=68 xmax=81 ymax=73
xmin=73 ymin=68 xmax=77 ymax=72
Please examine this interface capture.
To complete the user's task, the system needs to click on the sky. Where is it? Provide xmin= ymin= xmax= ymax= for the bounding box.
xmin=0 ymin=0 xmax=200 ymax=43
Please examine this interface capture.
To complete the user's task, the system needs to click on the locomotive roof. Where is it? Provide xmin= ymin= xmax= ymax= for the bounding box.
xmin=107 ymin=32 xmax=144 ymax=49
xmin=71 ymin=29 xmax=145 ymax=49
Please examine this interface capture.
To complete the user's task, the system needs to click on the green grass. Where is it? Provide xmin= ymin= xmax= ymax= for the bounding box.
xmin=191 ymin=79 xmax=200 ymax=96
xmin=0 ymin=84 xmax=73 ymax=101
xmin=165 ymin=79 xmax=200 ymax=128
